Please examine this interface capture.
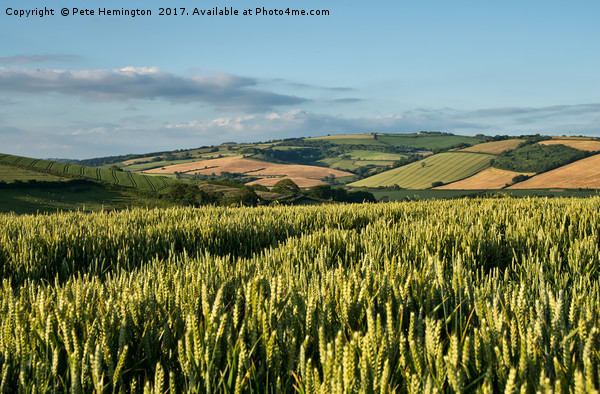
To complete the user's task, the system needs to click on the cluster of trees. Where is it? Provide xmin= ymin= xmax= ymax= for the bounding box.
xmin=164 ymin=183 xmax=261 ymax=207
xmin=270 ymin=179 xmax=375 ymax=203
xmin=304 ymin=184 xmax=376 ymax=203
xmin=492 ymin=143 xmax=589 ymax=173
xmin=164 ymin=178 xmax=376 ymax=207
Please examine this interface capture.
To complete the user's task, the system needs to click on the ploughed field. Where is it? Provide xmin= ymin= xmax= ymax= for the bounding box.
xmin=141 ymin=156 xmax=354 ymax=187
xmin=1 ymin=199 xmax=599 ymax=392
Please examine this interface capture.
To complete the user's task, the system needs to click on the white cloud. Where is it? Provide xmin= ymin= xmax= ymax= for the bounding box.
xmin=0 ymin=66 xmax=308 ymax=111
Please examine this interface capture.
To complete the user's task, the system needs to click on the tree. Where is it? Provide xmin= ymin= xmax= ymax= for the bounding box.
xmin=271 ymin=179 xmax=300 ymax=194
xmin=226 ymin=186 xmax=260 ymax=206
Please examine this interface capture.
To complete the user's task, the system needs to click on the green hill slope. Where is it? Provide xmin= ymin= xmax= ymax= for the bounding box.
xmin=349 ymin=152 xmax=494 ymax=189
xmin=0 ymin=163 xmax=70 ymax=183
xmin=0 ymin=154 xmax=177 ymax=192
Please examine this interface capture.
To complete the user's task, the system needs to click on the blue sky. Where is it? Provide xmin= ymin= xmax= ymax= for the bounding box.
xmin=1 ymin=1 xmax=600 ymax=159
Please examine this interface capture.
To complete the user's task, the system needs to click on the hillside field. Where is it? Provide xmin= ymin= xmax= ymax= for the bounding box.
xmin=142 ymin=156 xmax=354 ymax=186
xmin=1 ymin=199 xmax=599 ymax=392
xmin=245 ymin=176 xmax=329 ymax=188
xmin=508 ymin=154 xmax=600 ymax=189
xmin=0 ymin=163 xmax=69 ymax=183
xmin=538 ymin=139 xmax=600 ymax=151
xmin=0 ymin=183 xmax=171 ymax=214
xmin=434 ymin=167 xmax=535 ymax=190
xmin=349 ymin=152 xmax=494 ymax=188
xmin=460 ymin=139 xmax=524 ymax=154
xmin=0 ymin=154 xmax=176 ymax=192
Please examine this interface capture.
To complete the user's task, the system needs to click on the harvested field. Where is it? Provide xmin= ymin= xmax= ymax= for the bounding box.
xmin=550 ymin=136 xmax=594 ymax=140
xmin=434 ymin=167 xmax=534 ymax=190
xmin=246 ymin=177 xmax=326 ymax=189
xmin=538 ymin=139 xmax=600 ymax=151
xmin=508 ymin=154 xmax=600 ymax=189
xmin=121 ymin=156 xmax=160 ymax=166
xmin=460 ymin=139 xmax=523 ymax=154
xmin=142 ymin=156 xmax=353 ymax=182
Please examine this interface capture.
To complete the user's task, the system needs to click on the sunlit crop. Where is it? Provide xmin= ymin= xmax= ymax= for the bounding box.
xmin=0 ymin=198 xmax=598 ymax=392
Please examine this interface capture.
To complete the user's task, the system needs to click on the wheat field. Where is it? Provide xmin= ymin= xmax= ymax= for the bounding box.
xmin=0 ymin=199 xmax=599 ymax=392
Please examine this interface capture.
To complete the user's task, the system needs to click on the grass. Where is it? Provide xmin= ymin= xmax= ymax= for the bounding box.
xmin=0 ymin=153 xmax=177 ymax=192
xmin=349 ymin=152 xmax=494 ymax=189
xmin=347 ymin=150 xmax=408 ymax=161
xmin=0 ymin=183 xmax=172 ymax=214
xmin=0 ymin=163 xmax=69 ymax=183
xmin=122 ymin=158 xmax=200 ymax=172
xmin=317 ymin=158 xmax=360 ymax=171
xmin=316 ymin=151 xmax=407 ymax=172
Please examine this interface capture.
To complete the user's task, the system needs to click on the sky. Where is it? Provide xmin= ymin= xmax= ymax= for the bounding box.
xmin=1 ymin=1 xmax=600 ymax=159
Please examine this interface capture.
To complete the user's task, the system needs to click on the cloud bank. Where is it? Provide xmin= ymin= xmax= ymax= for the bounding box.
xmin=0 ymin=66 xmax=308 ymax=111
xmin=0 ymin=55 xmax=77 ymax=64
xmin=2 ymin=103 xmax=599 ymax=159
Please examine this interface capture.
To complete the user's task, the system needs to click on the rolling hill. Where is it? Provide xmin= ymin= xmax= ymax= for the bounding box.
xmin=349 ymin=152 xmax=494 ymax=189
xmin=508 ymin=154 xmax=600 ymax=189
xmin=310 ymin=132 xmax=484 ymax=149
xmin=538 ymin=139 xmax=600 ymax=151
xmin=2 ymin=132 xmax=600 ymax=214
xmin=434 ymin=167 xmax=535 ymax=190
xmin=140 ymin=156 xmax=354 ymax=187
xmin=460 ymin=139 xmax=524 ymax=154
xmin=0 ymin=154 xmax=181 ymax=214
xmin=0 ymin=153 xmax=176 ymax=192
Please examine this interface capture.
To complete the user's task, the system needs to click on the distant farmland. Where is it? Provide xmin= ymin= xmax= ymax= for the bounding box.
xmin=142 ymin=156 xmax=354 ymax=187
xmin=460 ymin=139 xmax=523 ymax=154
xmin=349 ymin=152 xmax=494 ymax=189
xmin=538 ymin=139 xmax=600 ymax=152
xmin=0 ymin=154 xmax=176 ymax=192
xmin=310 ymin=133 xmax=484 ymax=149
xmin=434 ymin=167 xmax=534 ymax=190
xmin=508 ymin=154 xmax=600 ymax=189
xmin=0 ymin=163 xmax=69 ymax=183
xmin=245 ymin=177 xmax=326 ymax=188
